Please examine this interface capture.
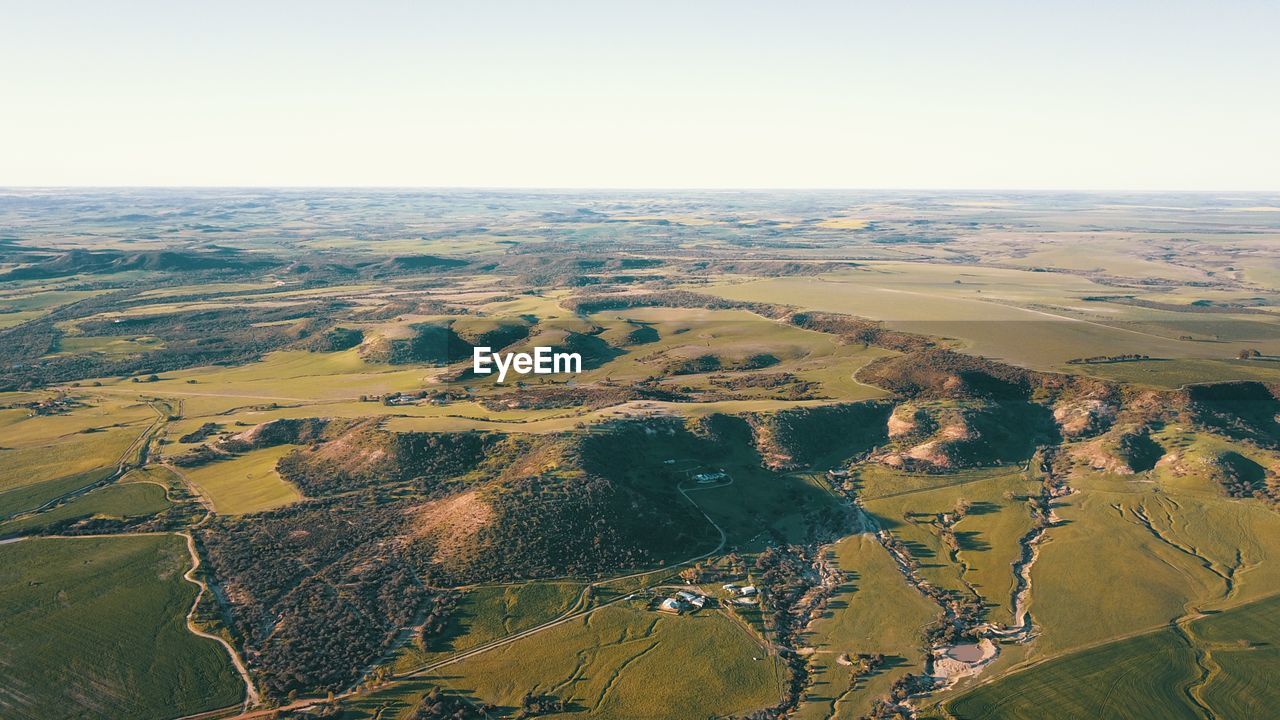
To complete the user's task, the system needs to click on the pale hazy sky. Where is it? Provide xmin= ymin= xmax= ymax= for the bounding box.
xmin=2 ymin=1 xmax=1277 ymax=189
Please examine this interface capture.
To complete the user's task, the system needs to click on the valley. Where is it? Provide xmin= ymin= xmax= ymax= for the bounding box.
xmin=2 ymin=189 xmax=1279 ymax=720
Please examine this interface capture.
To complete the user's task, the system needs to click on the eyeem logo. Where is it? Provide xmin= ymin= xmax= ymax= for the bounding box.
xmin=473 ymin=346 xmax=582 ymax=383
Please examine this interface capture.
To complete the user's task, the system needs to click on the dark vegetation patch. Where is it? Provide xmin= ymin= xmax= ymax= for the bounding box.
xmin=1110 ymin=427 xmax=1165 ymax=473
xmin=745 ymin=402 xmax=894 ymax=470
xmin=666 ymin=352 xmax=779 ymax=376
xmin=360 ymin=319 xmax=531 ymax=365
xmin=199 ymin=496 xmax=439 ymax=699
xmin=786 ymin=311 xmax=932 ymax=353
xmin=563 ymin=290 xmax=785 ymax=317
xmin=177 ymin=422 xmax=220 ymax=444
xmin=0 ymin=303 xmax=347 ymax=391
xmin=623 ymin=323 xmax=660 ymax=345
xmin=1213 ymin=451 xmax=1273 ymax=499
xmin=276 ymin=424 xmax=504 ymax=496
xmin=0 ymin=248 xmax=272 ymax=281
xmin=686 ymin=260 xmax=860 ymax=277
xmin=708 ymin=372 xmax=824 ymax=399
xmin=858 ymin=349 xmax=1039 ymax=401
xmin=371 ymin=255 xmax=469 ymax=274
xmin=306 ymin=326 xmax=364 ymax=352
xmin=1184 ymin=382 xmax=1280 ymax=447
xmin=476 ymin=384 xmax=682 ymax=411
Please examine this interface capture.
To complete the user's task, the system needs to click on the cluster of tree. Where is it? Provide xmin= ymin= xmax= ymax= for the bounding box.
xmin=709 ymin=372 xmax=823 ymax=399
xmin=1084 ymin=295 xmax=1270 ymax=315
xmin=0 ymin=302 xmax=347 ymax=391
xmin=751 ymin=544 xmax=822 ymax=715
xmin=477 ymin=384 xmax=676 ymax=412
xmin=1211 ymin=450 xmax=1277 ymax=504
xmin=275 ymin=425 xmax=501 ymax=496
xmin=921 ymin=592 xmax=986 ymax=646
xmin=199 ymin=497 xmax=440 ymax=699
xmin=516 ymin=692 xmax=569 ymax=718
xmin=306 ymin=326 xmax=363 ymax=352
xmin=744 ymin=402 xmax=893 ymax=470
xmin=407 ymin=688 xmax=496 ymax=720
xmin=786 ymin=311 xmax=931 ymax=353
xmin=1065 ymin=354 xmax=1151 ymax=364
xmin=562 ymin=290 xmax=782 ymax=317
xmin=421 ymin=470 xmax=684 ymax=584
xmin=415 ymin=591 xmax=460 ymax=651
xmin=864 ymin=673 xmax=935 ymax=719
xmin=843 ymin=652 xmax=887 ymax=687
xmin=1185 ymin=381 xmax=1280 ymax=448
xmin=665 ymin=352 xmax=779 ymax=376
xmin=170 ymin=443 xmax=227 ymax=467
xmin=178 ymin=422 xmax=221 ymax=444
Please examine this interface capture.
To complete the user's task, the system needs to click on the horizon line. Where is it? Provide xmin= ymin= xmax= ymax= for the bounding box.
xmin=1 ymin=185 xmax=1278 ymax=194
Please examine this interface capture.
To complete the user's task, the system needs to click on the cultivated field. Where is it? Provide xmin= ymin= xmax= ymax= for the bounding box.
xmin=0 ymin=535 xmax=242 ymax=719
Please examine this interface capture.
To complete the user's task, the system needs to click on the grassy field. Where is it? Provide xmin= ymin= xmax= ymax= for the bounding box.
xmin=0 ymin=466 xmax=117 ymax=519
xmin=1029 ymin=471 xmax=1280 ymax=657
xmin=392 ymin=581 xmax=586 ymax=673
xmin=690 ymin=469 xmax=840 ymax=549
xmin=0 ymin=535 xmax=242 ymax=719
xmin=1187 ymin=593 xmax=1280 ymax=718
xmin=91 ymin=348 xmax=432 ymax=403
xmin=862 ymin=467 xmax=1040 ymax=625
xmin=795 ymin=534 xmax=939 ymax=720
xmin=180 ymin=444 xmax=302 ymax=514
xmin=349 ymin=602 xmax=784 ymax=719
xmin=1075 ymin=357 xmax=1280 ymax=388
xmin=945 ymin=628 xmax=1201 ymax=720
xmin=0 ymin=397 xmax=156 ymax=517
xmin=708 ymin=264 xmax=1280 ymax=374
xmin=1198 ymin=648 xmax=1280 ymax=718
xmin=0 ymin=481 xmax=170 ymax=536
xmin=0 ymin=425 xmax=140 ymax=493
xmin=946 ymin=593 xmax=1280 ymax=719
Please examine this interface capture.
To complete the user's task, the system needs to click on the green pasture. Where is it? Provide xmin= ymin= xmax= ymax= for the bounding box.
xmin=181 ymin=444 xmax=302 ymax=514
xmin=0 ymin=481 xmax=170 ymax=536
xmin=795 ymin=534 xmax=939 ymax=720
xmin=0 ymin=535 xmax=242 ymax=719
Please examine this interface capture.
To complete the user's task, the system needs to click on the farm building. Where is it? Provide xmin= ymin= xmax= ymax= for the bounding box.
xmin=693 ymin=470 xmax=727 ymax=483
xmin=660 ymin=597 xmax=684 ymax=614
xmin=676 ymin=590 xmax=707 ymax=609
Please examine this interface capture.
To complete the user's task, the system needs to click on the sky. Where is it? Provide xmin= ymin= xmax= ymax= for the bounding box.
xmin=2 ymin=1 xmax=1277 ymax=189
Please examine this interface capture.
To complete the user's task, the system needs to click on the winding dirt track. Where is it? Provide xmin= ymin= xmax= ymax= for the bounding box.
xmin=177 ymin=530 xmax=260 ymax=711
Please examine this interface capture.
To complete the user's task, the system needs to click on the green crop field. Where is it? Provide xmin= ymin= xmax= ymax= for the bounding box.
xmin=0 ymin=425 xmax=139 ymax=493
xmin=180 ymin=444 xmax=302 ymax=514
xmin=393 ymin=581 xmax=587 ymax=672
xmin=946 ymin=628 xmax=1202 ymax=720
xmin=0 ymin=535 xmax=242 ymax=719
xmin=0 ymin=481 xmax=170 ymax=536
xmin=708 ymin=264 xmax=1280 ymax=376
xmin=1029 ymin=473 xmax=1280 ymax=657
xmin=351 ymin=603 xmax=784 ymax=719
xmin=0 ymin=466 xmax=117 ymax=519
